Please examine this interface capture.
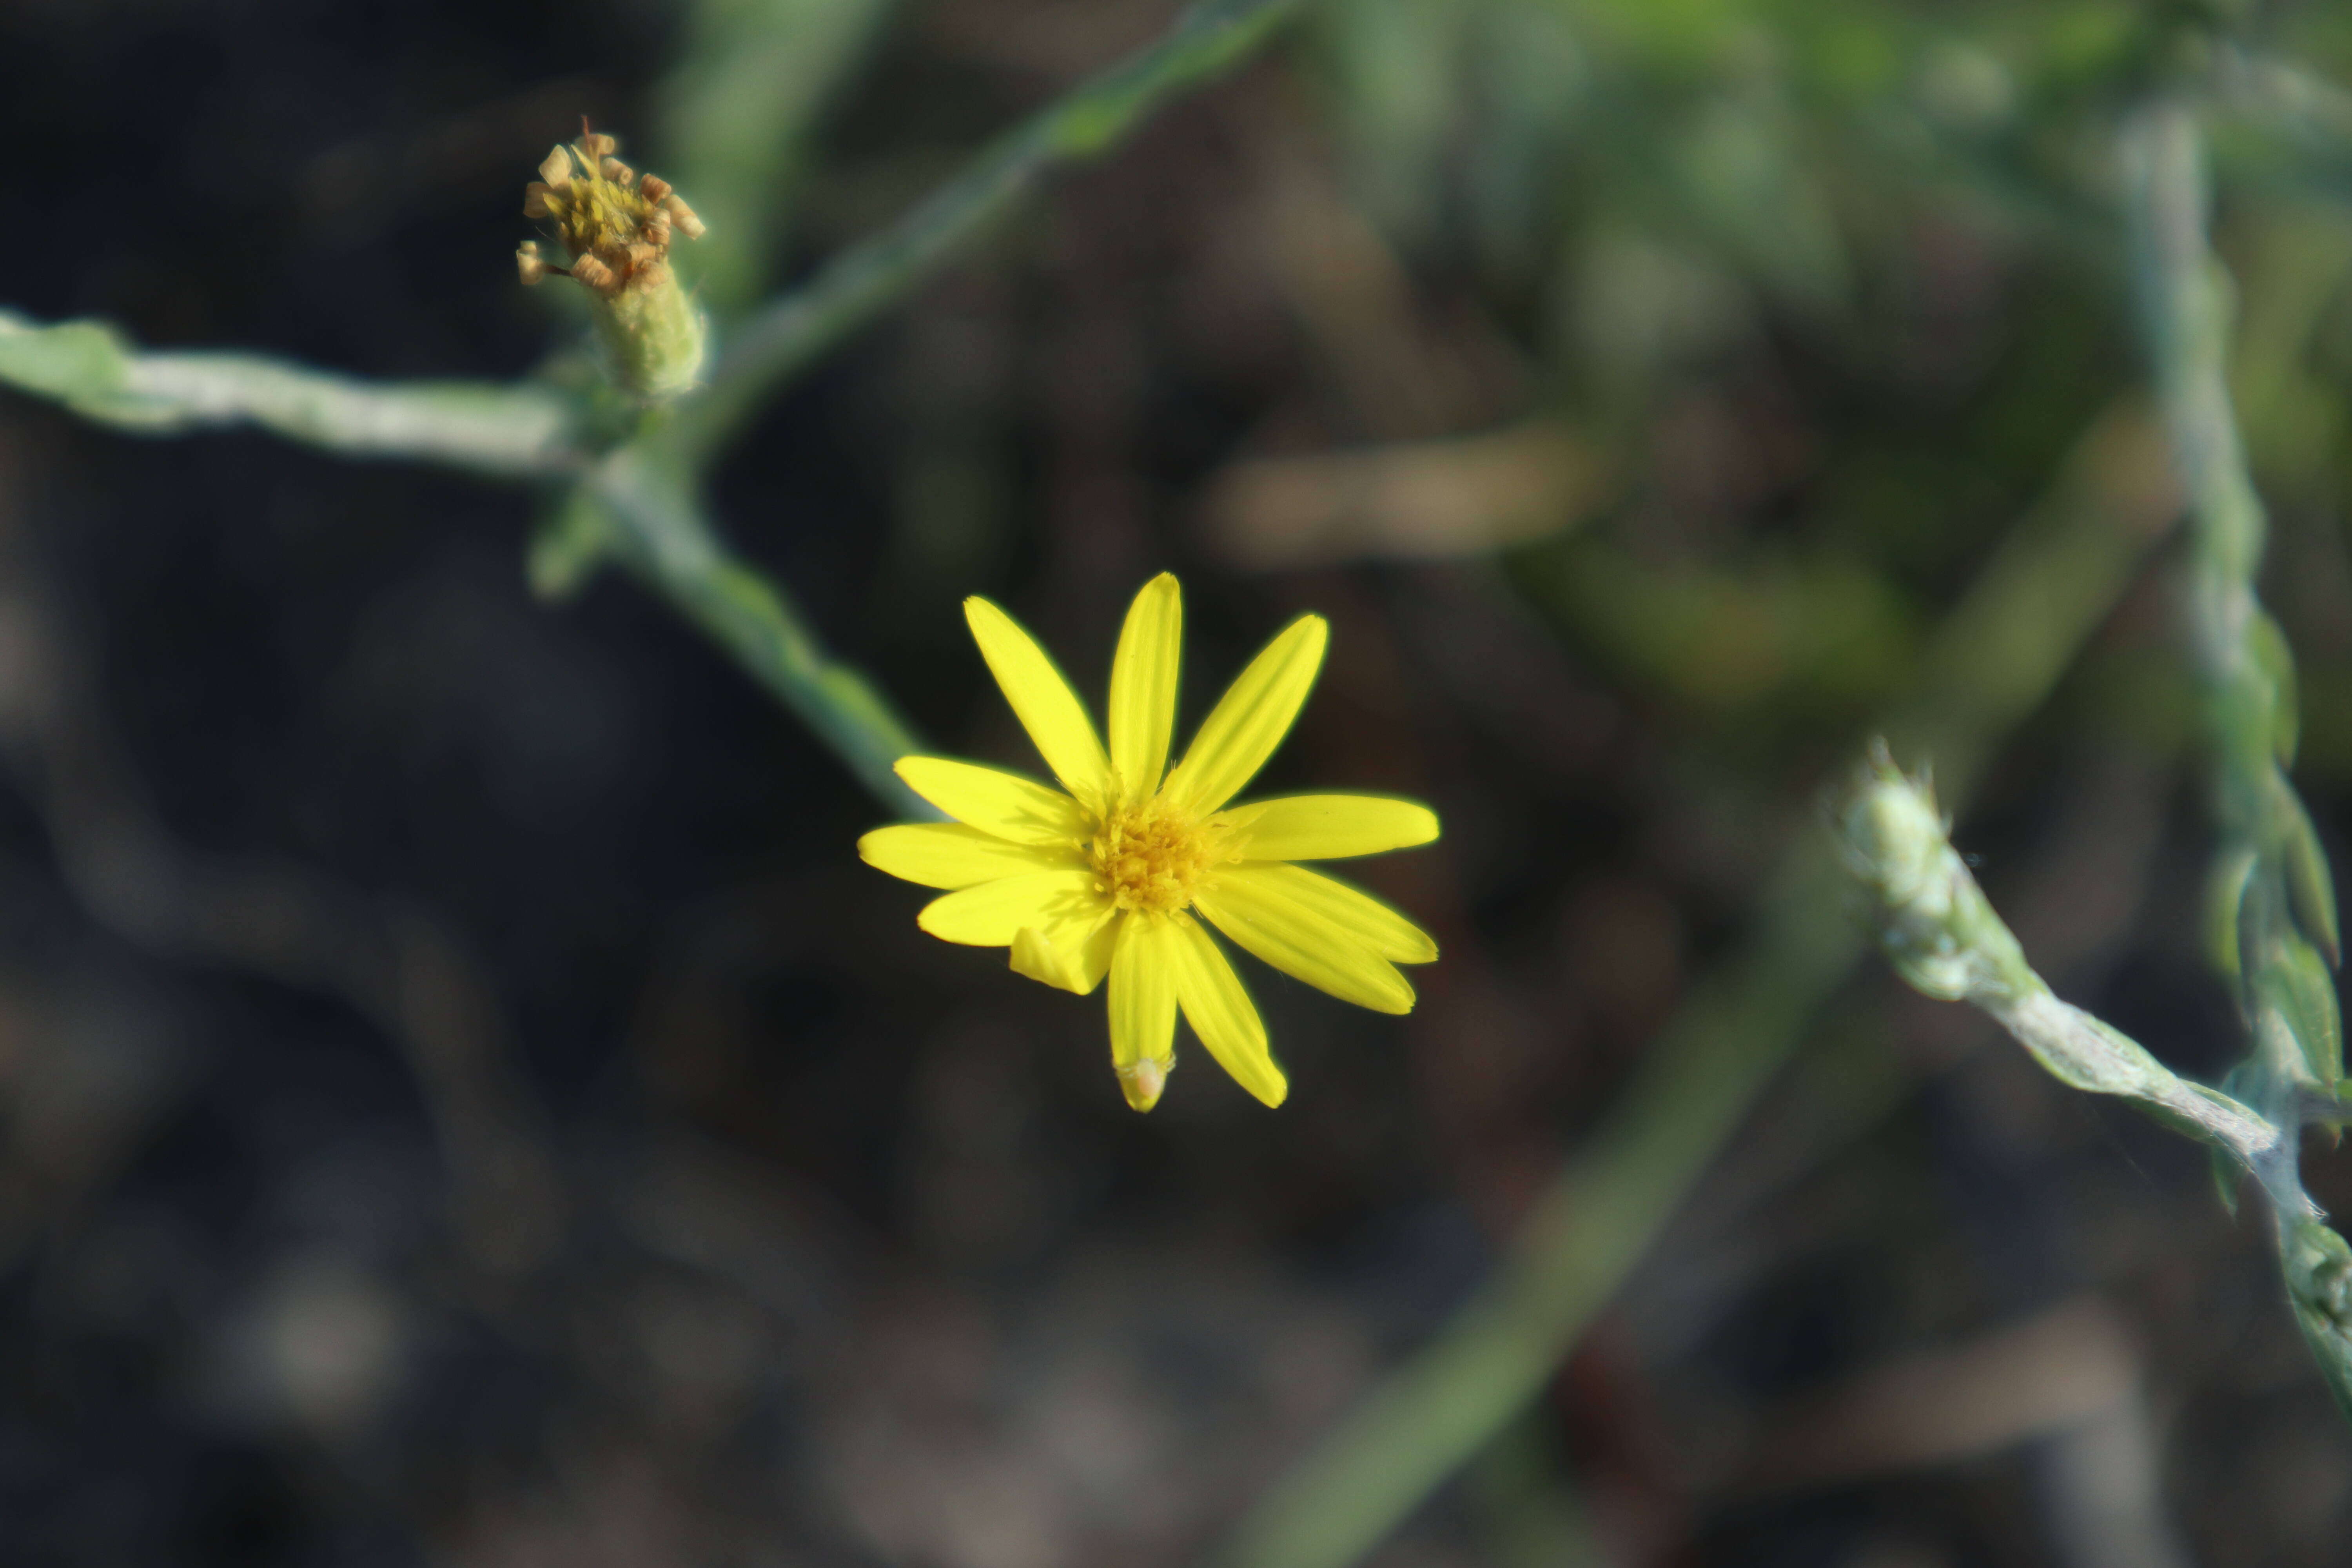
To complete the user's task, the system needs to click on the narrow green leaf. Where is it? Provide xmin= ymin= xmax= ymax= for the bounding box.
xmin=2207 ymin=846 xmax=2256 ymax=980
xmin=2257 ymin=933 xmax=2345 ymax=1085
xmin=2252 ymin=610 xmax=2301 ymax=765
xmin=2280 ymin=778 xmax=2342 ymax=966
xmin=528 ymin=487 xmax=617 ymax=601
xmin=2284 ymin=1220 xmax=2352 ymax=1423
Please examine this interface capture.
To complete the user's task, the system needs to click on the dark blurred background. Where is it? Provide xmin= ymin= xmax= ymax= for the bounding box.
xmin=5 ymin=0 xmax=2352 ymax=1564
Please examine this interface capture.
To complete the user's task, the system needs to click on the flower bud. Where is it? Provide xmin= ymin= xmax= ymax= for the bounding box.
xmin=1834 ymin=739 xmax=2032 ymax=1005
xmin=517 ymin=121 xmax=708 ymax=401
xmin=1838 ymin=756 xmax=1949 ymax=913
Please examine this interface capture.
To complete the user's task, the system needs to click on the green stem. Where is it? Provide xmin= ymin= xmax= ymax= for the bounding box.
xmin=0 ymin=311 xmax=579 ymax=478
xmin=588 ymin=450 xmax=933 ymax=816
xmin=1221 ymin=858 xmax=1853 ymax=1568
xmin=655 ymin=0 xmax=904 ymax=317
xmin=669 ymin=0 xmax=1307 ymax=465
xmin=2121 ymin=98 xmax=2352 ymax=1416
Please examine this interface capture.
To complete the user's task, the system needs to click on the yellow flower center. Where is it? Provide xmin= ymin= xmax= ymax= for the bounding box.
xmin=1092 ymin=802 xmax=1223 ymax=915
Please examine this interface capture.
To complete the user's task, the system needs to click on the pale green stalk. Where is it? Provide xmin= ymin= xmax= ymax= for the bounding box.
xmin=583 ymin=451 xmax=931 ymax=815
xmin=670 ymin=0 xmax=1308 ymax=466
xmin=0 ymin=312 xmax=578 ymax=477
xmin=1211 ymin=400 xmax=2180 ymax=1568
xmin=2121 ymin=100 xmax=2352 ymax=1412
xmin=655 ymin=0 xmax=902 ymax=316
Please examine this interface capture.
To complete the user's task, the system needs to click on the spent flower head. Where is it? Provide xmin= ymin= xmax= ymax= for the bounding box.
xmin=860 ymin=574 xmax=1441 ymax=1111
xmin=517 ymin=122 xmax=708 ymax=402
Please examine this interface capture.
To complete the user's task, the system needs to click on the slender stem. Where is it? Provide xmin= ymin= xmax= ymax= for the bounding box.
xmin=0 ymin=311 xmax=581 ymax=478
xmin=655 ymin=0 xmax=903 ymax=316
xmin=668 ymin=0 xmax=1306 ymax=465
xmin=1210 ymin=399 xmax=2181 ymax=1568
xmin=2121 ymin=99 xmax=2352 ymax=1414
xmin=588 ymin=450 xmax=934 ymax=817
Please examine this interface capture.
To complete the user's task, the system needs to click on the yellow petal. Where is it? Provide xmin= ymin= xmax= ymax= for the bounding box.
xmin=1221 ymin=862 xmax=1438 ymax=964
xmin=1223 ymin=793 xmax=1440 ymax=862
xmin=860 ymin=823 xmax=1076 ymax=889
xmin=918 ymin=869 xmax=1104 ymax=947
xmin=1108 ymin=573 xmax=1182 ymax=809
xmin=1109 ymin=914 xmax=1179 ymax=1110
xmin=1161 ymin=615 xmax=1328 ymax=813
xmin=1010 ymin=905 xmax=1119 ymax=995
xmin=1167 ymin=913 xmax=1286 ymax=1106
xmin=1193 ymin=871 xmax=1415 ymax=1014
xmin=895 ymin=756 xmax=1089 ymax=847
xmin=964 ymin=597 xmax=1112 ymax=813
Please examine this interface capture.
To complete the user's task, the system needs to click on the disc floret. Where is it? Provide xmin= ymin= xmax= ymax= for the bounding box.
xmin=1093 ymin=802 xmax=1229 ymax=915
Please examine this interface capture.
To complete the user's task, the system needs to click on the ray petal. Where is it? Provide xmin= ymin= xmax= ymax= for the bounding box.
xmin=1108 ymin=915 xmax=1180 ymax=1110
xmin=1011 ymin=904 xmax=1120 ymax=996
xmin=1107 ymin=573 xmax=1182 ymax=809
xmin=1167 ymin=914 xmax=1286 ymax=1107
xmin=918 ymin=869 xmax=1105 ymax=947
xmin=1161 ymin=615 xmax=1328 ymax=814
xmin=1193 ymin=871 xmax=1415 ymax=1014
xmin=1221 ymin=862 xmax=1438 ymax=964
xmin=895 ymin=756 xmax=1090 ymax=847
xmin=964 ymin=597 xmax=1111 ymax=812
xmin=860 ymin=823 xmax=1078 ymax=889
xmin=1221 ymin=793 xmax=1440 ymax=862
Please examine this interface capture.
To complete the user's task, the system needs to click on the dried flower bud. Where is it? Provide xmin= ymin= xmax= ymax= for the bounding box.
xmin=515 ymin=121 xmax=708 ymax=401
xmin=515 ymin=240 xmax=549 ymax=286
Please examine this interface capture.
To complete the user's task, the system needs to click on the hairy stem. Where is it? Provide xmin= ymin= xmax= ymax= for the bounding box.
xmin=0 ymin=312 xmax=580 ymax=477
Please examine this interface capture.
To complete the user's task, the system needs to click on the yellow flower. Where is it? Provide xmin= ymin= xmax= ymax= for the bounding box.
xmin=860 ymin=573 xmax=1441 ymax=1112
